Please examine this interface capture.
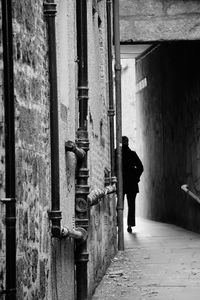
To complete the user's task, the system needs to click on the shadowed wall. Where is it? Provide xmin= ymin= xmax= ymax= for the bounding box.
xmin=136 ymin=42 xmax=200 ymax=233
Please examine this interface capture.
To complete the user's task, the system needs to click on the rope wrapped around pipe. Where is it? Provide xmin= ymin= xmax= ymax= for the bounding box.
xmin=88 ymin=184 xmax=116 ymax=206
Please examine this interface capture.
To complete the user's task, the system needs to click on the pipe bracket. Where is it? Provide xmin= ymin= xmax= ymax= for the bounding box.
xmin=107 ymin=108 xmax=115 ymax=117
xmin=105 ymin=176 xmax=117 ymax=186
xmin=48 ymin=210 xmax=62 ymax=220
xmin=0 ymin=197 xmax=16 ymax=203
xmin=0 ymin=288 xmax=16 ymax=295
xmin=48 ymin=210 xmax=62 ymax=237
xmin=115 ymin=64 xmax=122 ymax=71
xmin=117 ymin=207 xmax=124 ymax=211
xmin=75 ymin=251 xmax=89 ymax=263
xmin=76 ymin=129 xmax=90 ymax=151
xmin=43 ymin=2 xmax=57 ymax=16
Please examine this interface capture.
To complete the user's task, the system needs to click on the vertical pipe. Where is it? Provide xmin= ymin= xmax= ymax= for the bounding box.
xmin=44 ymin=1 xmax=62 ymax=237
xmin=77 ymin=0 xmax=88 ymax=131
xmin=113 ymin=0 xmax=124 ymax=250
xmin=76 ymin=1 xmax=89 ymax=299
xmin=1 ymin=0 xmax=16 ymax=298
xmin=106 ymin=0 xmax=115 ymax=176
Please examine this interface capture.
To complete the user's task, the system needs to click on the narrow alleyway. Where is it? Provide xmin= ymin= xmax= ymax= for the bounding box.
xmin=92 ymin=211 xmax=200 ymax=299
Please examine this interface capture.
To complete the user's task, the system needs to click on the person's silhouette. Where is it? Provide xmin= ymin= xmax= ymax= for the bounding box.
xmin=122 ymin=136 xmax=143 ymax=233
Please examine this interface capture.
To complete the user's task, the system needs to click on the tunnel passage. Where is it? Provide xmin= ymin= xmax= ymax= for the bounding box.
xmin=135 ymin=41 xmax=200 ymax=233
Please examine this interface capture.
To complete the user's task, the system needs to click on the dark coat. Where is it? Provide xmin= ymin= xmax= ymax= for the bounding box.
xmin=122 ymin=146 xmax=143 ymax=194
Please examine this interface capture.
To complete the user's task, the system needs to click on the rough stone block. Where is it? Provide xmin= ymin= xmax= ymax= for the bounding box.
xmin=120 ymin=0 xmax=200 ymax=41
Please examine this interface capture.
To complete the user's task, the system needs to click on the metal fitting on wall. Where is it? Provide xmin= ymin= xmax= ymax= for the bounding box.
xmin=65 ymin=140 xmax=86 ymax=160
xmin=181 ymin=184 xmax=200 ymax=204
xmin=48 ymin=210 xmax=62 ymax=238
xmin=44 ymin=1 xmax=63 ymax=238
xmin=104 ymin=175 xmax=117 ymax=186
xmin=61 ymin=226 xmax=88 ymax=241
xmin=76 ymin=1 xmax=90 ymax=298
xmin=2 ymin=0 xmax=17 ymax=297
xmin=88 ymin=184 xmax=116 ymax=207
xmin=0 ymin=197 xmax=16 ymax=298
xmin=106 ymin=0 xmax=115 ymax=176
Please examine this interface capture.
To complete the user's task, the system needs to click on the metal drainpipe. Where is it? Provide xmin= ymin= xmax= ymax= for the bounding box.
xmin=1 ymin=0 xmax=16 ymax=298
xmin=113 ymin=0 xmax=124 ymax=250
xmin=76 ymin=0 xmax=90 ymax=299
xmin=106 ymin=0 xmax=115 ymax=177
xmin=43 ymin=1 xmax=62 ymax=237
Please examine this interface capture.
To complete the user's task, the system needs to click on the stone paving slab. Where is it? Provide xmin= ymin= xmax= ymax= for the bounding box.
xmin=92 ymin=217 xmax=200 ymax=300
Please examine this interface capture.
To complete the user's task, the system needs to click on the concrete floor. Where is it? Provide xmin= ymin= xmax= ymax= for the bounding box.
xmin=92 ymin=216 xmax=200 ymax=300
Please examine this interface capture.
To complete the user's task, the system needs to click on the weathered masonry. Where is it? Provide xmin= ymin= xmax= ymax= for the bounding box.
xmin=0 ymin=1 xmax=117 ymax=299
xmin=120 ymin=0 xmax=200 ymax=42
xmin=120 ymin=0 xmax=200 ymax=233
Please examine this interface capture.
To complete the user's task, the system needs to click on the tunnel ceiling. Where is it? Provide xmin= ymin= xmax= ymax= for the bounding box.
xmin=120 ymin=44 xmax=152 ymax=59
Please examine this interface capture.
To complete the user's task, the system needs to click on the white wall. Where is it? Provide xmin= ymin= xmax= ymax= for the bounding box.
xmin=121 ymin=58 xmax=136 ymax=149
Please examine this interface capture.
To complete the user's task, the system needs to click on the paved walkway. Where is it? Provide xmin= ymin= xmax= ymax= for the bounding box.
xmin=92 ymin=217 xmax=200 ymax=300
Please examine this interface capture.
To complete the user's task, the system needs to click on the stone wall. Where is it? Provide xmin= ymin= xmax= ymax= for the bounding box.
xmin=0 ymin=0 xmax=116 ymax=299
xmin=12 ymin=0 xmax=51 ymax=298
xmin=12 ymin=1 xmax=78 ymax=299
xmin=120 ymin=0 xmax=200 ymax=42
xmin=87 ymin=0 xmax=117 ymax=296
